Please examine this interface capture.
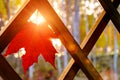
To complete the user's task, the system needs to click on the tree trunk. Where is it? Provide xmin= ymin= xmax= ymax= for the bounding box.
xmin=73 ymin=0 xmax=80 ymax=44
xmin=29 ymin=65 xmax=34 ymax=80
xmin=113 ymin=27 xmax=118 ymax=80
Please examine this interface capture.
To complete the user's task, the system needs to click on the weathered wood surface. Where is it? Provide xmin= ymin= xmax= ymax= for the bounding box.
xmin=35 ymin=0 xmax=102 ymax=79
xmin=59 ymin=0 xmax=120 ymax=79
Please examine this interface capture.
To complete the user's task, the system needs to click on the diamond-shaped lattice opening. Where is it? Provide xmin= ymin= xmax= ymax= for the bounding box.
xmin=89 ymin=21 xmax=120 ymax=79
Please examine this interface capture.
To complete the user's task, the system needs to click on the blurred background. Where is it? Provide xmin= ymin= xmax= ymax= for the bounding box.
xmin=0 ymin=0 xmax=120 ymax=80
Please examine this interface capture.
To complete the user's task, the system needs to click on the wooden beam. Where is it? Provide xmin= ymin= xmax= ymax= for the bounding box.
xmin=35 ymin=0 xmax=102 ymax=79
xmin=0 ymin=55 xmax=21 ymax=80
xmin=0 ymin=0 xmax=36 ymax=79
xmin=59 ymin=58 xmax=79 ymax=80
xmin=59 ymin=0 xmax=120 ymax=79
xmin=98 ymin=0 xmax=120 ymax=33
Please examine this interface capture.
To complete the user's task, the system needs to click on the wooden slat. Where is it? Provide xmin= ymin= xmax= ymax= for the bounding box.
xmin=59 ymin=58 xmax=79 ymax=80
xmin=34 ymin=0 xmax=102 ymax=79
xmin=98 ymin=0 xmax=120 ymax=33
xmin=0 ymin=55 xmax=21 ymax=80
xmin=59 ymin=0 xmax=120 ymax=79
xmin=0 ymin=0 xmax=36 ymax=79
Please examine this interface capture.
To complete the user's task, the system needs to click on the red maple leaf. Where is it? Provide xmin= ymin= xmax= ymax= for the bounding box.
xmin=4 ymin=22 xmax=57 ymax=73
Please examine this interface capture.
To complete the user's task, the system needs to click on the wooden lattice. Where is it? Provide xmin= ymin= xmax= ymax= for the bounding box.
xmin=0 ymin=0 xmax=119 ymax=80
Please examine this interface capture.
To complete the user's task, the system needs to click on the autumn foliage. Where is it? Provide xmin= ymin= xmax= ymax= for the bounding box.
xmin=4 ymin=22 xmax=57 ymax=73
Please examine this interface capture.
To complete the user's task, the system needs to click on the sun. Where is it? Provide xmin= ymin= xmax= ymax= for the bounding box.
xmin=28 ymin=10 xmax=63 ymax=56
xmin=28 ymin=10 xmax=46 ymax=25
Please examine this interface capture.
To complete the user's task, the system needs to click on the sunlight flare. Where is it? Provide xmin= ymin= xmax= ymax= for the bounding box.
xmin=28 ymin=10 xmax=46 ymax=25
